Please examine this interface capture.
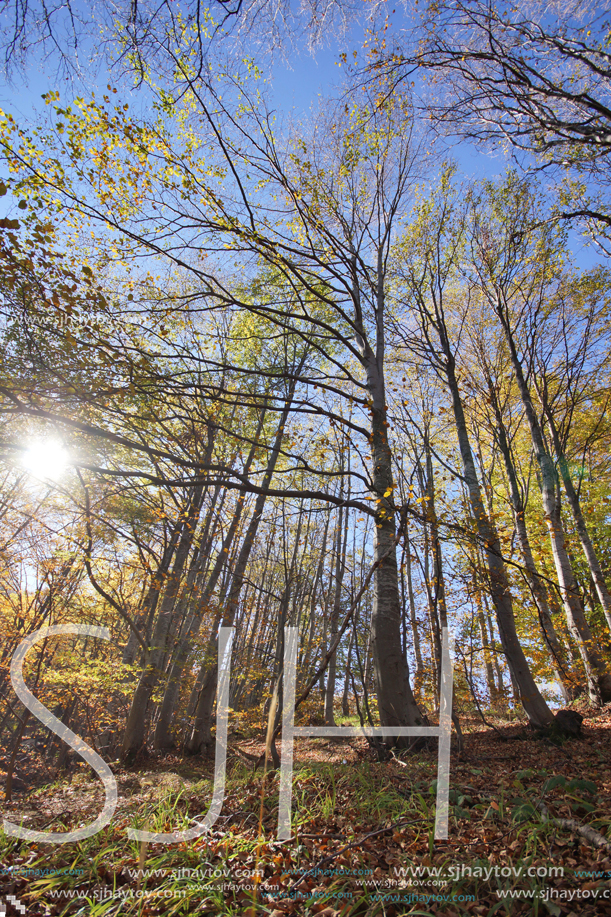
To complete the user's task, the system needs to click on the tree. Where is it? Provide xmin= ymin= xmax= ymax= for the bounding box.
xmin=465 ymin=175 xmax=611 ymax=703
xmin=0 ymin=0 xmax=359 ymax=81
xmin=529 ymin=272 xmax=611 ymax=633
xmin=393 ymin=173 xmax=554 ymax=727
xmin=1 ymin=69 xmax=433 ymax=739
xmin=4 ymin=14 xmax=611 ymax=759
xmin=371 ymin=0 xmax=611 ymax=242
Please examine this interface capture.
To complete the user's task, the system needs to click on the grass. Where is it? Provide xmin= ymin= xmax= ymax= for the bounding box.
xmin=2 ymin=715 xmax=611 ymax=915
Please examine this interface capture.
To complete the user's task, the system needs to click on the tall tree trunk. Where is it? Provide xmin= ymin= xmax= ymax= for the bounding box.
xmin=301 ymin=513 xmax=330 ymax=680
xmin=442 ymin=348 xmax=553 ymax=727
xmin=185 ymin=378 xmax=298 ymax=754
xmin=484 ymin=601 xmax=507 ymax=701
xmin=121 ymin=428 xmax=217 ymax=668
xmin=495 ymin=305 xmax=611 ymax=703
xmin=485 ymin=373 xmax=575 ymax=702
xmin=424 ymin=437 xmax=447 ymax=695
xmin=121 ymin=483 xmax=204 ymax=761
xmin=325 ymin=481 xmax=349 ymax=726
xmin=153 ymin=411 xmax=266 ymax=750
xmin=421 ymin=500 xmax=435 ymax=696
xmin=122 ymin=519 xmax=184 ymax=667
xmin=403 ymin=524 xmax=425 ymax=697
xmin=341 ymin=630 xmax=354 ymax=716
xmin=480 ymin=590 xmax=507 ymax=703
xmin=542 ymin=399 xmax=611 ymax=632
xmin=237 ymin=537 xmax=276 ymax=706
xmin=477 ymin=601 xmax=499 ymax=707
xmin=361 ymin=337 xmax=424 ymax=735
xmin=152 ymin=493 xmax=246 ymax=750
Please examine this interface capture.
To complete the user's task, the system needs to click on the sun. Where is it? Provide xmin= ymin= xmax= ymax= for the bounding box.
xmin=22 ymin=439 xmax=70 ymax=482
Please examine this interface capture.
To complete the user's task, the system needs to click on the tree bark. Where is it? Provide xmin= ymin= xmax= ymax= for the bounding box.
xmin=121 ymin=483 xmax=204 ymax=761
xmin=341 ymin=630 xmax=354 ymax=716
xmin=485 ymin=373 xmax=576 ymax=702
xmin=542 ymin=400 xmax=611 ymax=632
xmin=121 ymin=518 xmax=184 ymax=667
xmin=362 ymin=341 xmax=425 ymax=735
xmin=325 ymin=489 xmax=349 ymax=726
xmin=403 ymin=524 xmax=425 ymax=698
xmin=153 ymin=411 xmax=265 ymax=750
xmin=495 ymin=303 xmax=611 ymax=703
xmin=443 ymin=349 xmax=553 ymax=726
xmin=185 ymin=377 xmax=298 ymax=754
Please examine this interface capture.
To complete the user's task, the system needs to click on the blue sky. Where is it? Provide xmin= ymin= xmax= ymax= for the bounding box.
xmin=0 ymin=8 xmax=603 ymax=272
xmin=265 ymin=39 xmax=602 ymax=271
xmin=267 ymin=27 xmax=509 ymax=176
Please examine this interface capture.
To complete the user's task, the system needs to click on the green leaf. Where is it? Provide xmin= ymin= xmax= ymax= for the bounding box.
xmin=542 ymin=775 xmax=567 ymax=793
xmin=566 ymin=778 xmax=597 ymax=795
xmin=511 ymin=802 xmax=536 ymax=822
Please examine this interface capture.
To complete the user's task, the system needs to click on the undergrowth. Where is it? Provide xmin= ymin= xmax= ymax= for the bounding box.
xmin=2 ymin=717 xmax=611 ymax=916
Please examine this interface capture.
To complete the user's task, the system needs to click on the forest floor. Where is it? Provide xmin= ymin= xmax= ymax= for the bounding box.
xmin=2 ymin=705 xmax=611 ymax=916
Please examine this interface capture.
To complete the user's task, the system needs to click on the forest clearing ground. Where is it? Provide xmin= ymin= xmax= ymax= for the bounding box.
xmin=2 ymin=707 xmax=611 ymax=916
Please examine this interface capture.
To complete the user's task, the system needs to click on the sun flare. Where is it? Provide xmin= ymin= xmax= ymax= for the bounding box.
xmin=22 ymin=440 xmax=70 ymax=482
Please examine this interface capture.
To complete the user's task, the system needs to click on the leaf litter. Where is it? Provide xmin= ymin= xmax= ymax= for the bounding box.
xmin=1 ymin=706 xmax=611 ymax=915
